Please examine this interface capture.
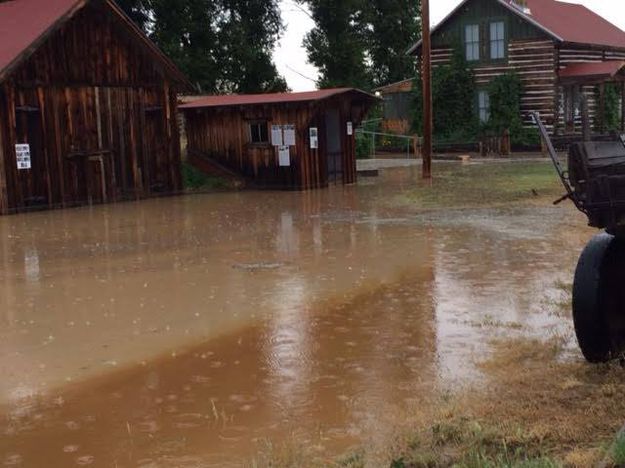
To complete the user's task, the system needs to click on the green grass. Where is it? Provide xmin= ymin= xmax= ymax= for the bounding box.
xmin=397 ymin=161 xmax=563 ymax=210
xmin=611 ymin=432 xmax=625 ymax=465
xmin=182 ymin=162 xmax=230 ymax=191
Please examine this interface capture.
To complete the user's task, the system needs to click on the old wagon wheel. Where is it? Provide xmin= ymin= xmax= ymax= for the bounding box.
xmin=573 ymin=233 xmax=625 ymax=363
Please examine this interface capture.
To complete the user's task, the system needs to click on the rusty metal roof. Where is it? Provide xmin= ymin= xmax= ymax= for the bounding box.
xmin=0 ymin=0 xmax=189 ymax=86
xmin=179 ymin=88 xmax=379 ymax=110
xmin=559 ymin=61 xmax=625 ymax=83
xmin=523 ymin=0 xmax=625 ymax=49
xmin=0 ymin=0 xmax=79 ymax=79
xmin=408 ymin=0 xmax=625 ymax=54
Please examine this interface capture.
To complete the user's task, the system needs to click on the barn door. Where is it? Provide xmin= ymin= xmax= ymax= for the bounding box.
xmin=15 ymin=107 xmax=47 ymax=208
xmin=324 ymin=109 xmax=342 ymax=183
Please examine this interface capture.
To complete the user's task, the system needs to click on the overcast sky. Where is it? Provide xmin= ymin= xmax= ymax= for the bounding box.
xmin=275 ymin=0 xmax=625 ymax=92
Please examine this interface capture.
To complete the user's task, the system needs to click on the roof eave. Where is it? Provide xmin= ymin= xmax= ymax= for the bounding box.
xmin=0 ymin=0 xmax=86 ymax=84
xmin=406 ymin=0 xmax=563 ymax=56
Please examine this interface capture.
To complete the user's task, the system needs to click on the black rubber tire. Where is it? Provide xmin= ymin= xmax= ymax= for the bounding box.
xmin=572 ymin=232 xmax=617 ymax=363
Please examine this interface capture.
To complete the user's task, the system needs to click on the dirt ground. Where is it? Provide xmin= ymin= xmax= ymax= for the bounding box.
xmin=2 ymin=160 xmax=619 ymax=467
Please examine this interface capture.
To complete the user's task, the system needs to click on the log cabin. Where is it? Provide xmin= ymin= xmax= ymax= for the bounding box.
xmin=384 ymin=0 xmax=625 ymax=137
xmin=180 ymin=89 xmax=378 ymax=190
xmin=0 ymin=0 xmax=189 ymax=214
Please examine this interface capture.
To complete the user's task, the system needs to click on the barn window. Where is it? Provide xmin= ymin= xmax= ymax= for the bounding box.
xmin=249 ymin=121 xmax=269 ymax=144
xmin=490 ymin=21 xmax=505 ymax=59
xmin=478 ymin=90 xmax=490 ymax=123
xmin=465 ymin=24 xmax=480 ymax=61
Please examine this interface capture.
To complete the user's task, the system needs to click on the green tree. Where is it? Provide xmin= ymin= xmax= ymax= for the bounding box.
xmin=299 ymin=0 xmax=372 ymax=89
xmin=596 ymin=83 xmax=621 ymax=133
xmin=364 ymin=0 xmax=420 ymax=88
xmin=116 ymin=0 xmax=151 ymax=30
xmin=412 ymin=47 xmax=477 ymax=140
xmin=120 ymin=0 xmax=287 ymax=94
xmin=216 ymin=0 xmax=288 ymax=93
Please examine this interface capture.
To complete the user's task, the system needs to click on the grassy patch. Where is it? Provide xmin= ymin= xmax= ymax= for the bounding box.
xmin=397 ymin=161 xmax=563 ymax=211
xmin=182 ymin=162 xmax=231 ymax=191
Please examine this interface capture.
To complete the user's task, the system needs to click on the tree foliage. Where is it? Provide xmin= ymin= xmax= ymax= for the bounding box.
xmin=596 ymin=83 xmax=621 ymax=133
xmin=118 ymin=0 xmax=287 ymax=94
xmin=299 ymin=0 xmax=421 ymax=89
xmin=486 ymin=72 xmax=523 ymax=137
xmin=412 ymin=47 xmax=477 ymax=140
xmin=364 ymin=0 xmax=421 ymax=88
xmin=300 ymin=0 xmax=371 ymax=89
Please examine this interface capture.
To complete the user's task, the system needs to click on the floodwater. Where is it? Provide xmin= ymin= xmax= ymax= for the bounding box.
xmin=0 ymin=162 xmax=594 ymax=467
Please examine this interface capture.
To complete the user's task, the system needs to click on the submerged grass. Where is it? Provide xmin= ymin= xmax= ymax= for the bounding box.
xmin=256 ymin=325 xmax=625 ymax=467
xmin=182 ymin=162 xmax=231 ymax=191
xmin=396 ymin=161 xmax=563 ymax=211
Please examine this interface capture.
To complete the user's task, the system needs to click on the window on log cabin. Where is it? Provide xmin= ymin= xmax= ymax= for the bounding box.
xmin=465 ymin=24 xmax=480 ymax=61
xmin=478 ymin=90 xmax=490 ymax=123
xmin=490 ymin=21 xmax=505 ymax=60
xmin=249 ymin=121 xmax=269 ymax=144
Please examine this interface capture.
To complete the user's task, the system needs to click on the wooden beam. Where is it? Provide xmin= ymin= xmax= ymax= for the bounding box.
xmin=621 ymin=81 xmax=625 ymax=133
xmin=421 ymin=0 xmax=433 ymax=180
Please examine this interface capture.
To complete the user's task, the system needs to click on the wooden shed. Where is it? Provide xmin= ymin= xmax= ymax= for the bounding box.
xmin=0 ymin=0 xmax=189 ymax=214
xmin=180 ymin=89 xmax=378 ymax=190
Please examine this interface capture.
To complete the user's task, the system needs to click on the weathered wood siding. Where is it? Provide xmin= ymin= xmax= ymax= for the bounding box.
xmin=0 ymin=2 xmax=182 ymax=214
xmin=184 ymin=97 xmax=369 ymax=190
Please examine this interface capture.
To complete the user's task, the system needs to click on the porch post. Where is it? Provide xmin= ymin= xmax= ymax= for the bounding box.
xmin=598 ymin=83 xmax=606 ymax=134
xmin=621 ymin=81 xmax=625 ymax=133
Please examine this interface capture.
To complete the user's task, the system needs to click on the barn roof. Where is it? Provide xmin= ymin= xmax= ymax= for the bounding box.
xmin=179 ymin=88 xmax=379 ymax=110
xmin=0 ymin=0 xmax=189 ymax=85
xmin=408 ymin=0 xmax=625 ymax=54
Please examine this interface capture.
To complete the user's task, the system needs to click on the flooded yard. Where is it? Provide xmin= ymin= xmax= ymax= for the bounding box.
xmin=0 ymin=161 xmax=605 ymax=466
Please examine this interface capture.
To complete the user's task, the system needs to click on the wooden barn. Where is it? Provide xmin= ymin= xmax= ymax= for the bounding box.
xmin=0 ymin=0 xmax=189 ymax=214
xmin=180 ymin=89 xmax=378 ymax=190
xmin=405 ymin=0 xmax=625 ymax=136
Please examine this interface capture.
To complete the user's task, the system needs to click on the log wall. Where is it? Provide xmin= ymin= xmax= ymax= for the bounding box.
xmin=430 ymin=38 xmax=558 ymax=131
xmin=0 ymin=2 xmax=182 ymax=214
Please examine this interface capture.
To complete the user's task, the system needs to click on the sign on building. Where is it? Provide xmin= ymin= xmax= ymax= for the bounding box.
xmin=271 ymin=125 xmax=283 ymax=146
xmin=309 ymin=127 xmax=318 ymax=149
xmin=15 ymin=144 xmax=31 ymax=170
xmin=347 ymin=122 xmax=353 ymax=136
xmin=284 ymin=124 xmax=296 ymax=147
xmin=278 ymin=146 xmax=291 ymax=167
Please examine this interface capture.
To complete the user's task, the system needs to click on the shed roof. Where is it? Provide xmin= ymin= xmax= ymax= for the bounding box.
xmin=559 ymin=61 xmax=625 ymax=83
xmin=408 ymin=0 xmax=625 ymax=54
xmin=0 ymin=0 xmax=189 ymax=85
xmin=180 ymin=88 xmax=379 ymax=110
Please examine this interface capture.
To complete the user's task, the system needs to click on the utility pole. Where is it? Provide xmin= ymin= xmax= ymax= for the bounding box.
xmin=421 ymin=0 xmax=433 ymax=179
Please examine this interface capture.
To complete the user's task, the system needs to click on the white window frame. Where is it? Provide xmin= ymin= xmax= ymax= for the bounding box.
xmin=465 ymin=24 xmax=480 ymax=62
xmin=490 ymin=21 xmax=505 ymax=60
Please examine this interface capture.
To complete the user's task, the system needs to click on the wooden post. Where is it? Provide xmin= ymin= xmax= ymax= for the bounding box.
xmin=421 ymin=0 xmax=433 ymax=179
xmin=581 ymin=93 xmax=590 ymax=142
xmin=598 ymin=82 xmax=606 ymax=134
xmin=621 ymin=81 xmax=625 ymax=133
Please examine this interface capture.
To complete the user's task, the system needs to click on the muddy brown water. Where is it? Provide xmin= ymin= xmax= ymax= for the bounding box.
xmin=0 ymin=163 xmax=594 ymax=466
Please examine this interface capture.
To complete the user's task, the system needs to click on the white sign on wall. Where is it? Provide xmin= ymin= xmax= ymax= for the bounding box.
xmin=347 ymin=122 xmax=353 ymax=136
xmin=271 ymin=125 xmax=283 ymax=146
xmin=309 ymin=127 xmax=318 ymax=149
xmin=284 ymin=124 xmax=296 ymax=147
xmin=278 ymin=146 xmax=291 ymax=167
xmin=15 ymin=144 xmax=31 ymax=170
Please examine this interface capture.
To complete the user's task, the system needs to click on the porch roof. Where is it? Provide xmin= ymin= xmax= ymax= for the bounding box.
xmin=559 ymin=61 xmax=625 ymax=84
